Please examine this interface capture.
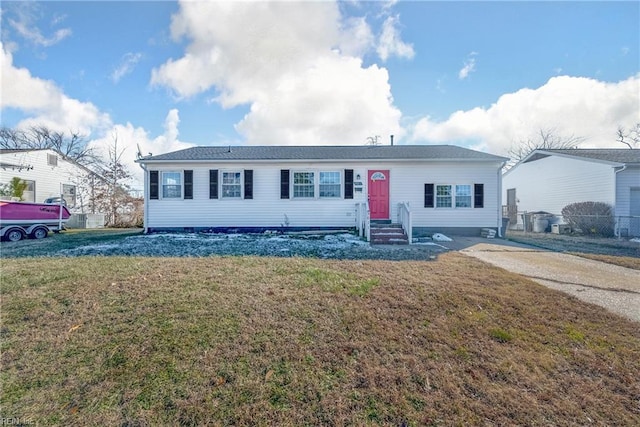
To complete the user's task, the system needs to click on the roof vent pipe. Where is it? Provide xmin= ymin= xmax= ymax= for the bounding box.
xmin=390 ymin=135 xmax=394 ymax=146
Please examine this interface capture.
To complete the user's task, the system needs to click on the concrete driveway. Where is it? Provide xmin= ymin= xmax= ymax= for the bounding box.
xmin=443 ymin=237 xmax=640 ymax=323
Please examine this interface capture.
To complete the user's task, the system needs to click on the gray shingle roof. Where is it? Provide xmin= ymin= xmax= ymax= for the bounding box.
xmin=139 ymin=145 xmax=507 ymax=162
xmin=541 ymin=149 xmax=640 ymax=164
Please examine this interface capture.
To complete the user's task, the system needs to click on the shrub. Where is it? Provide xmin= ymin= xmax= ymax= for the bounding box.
xmin=1 ymin=177 xmax=29 ymax=200
xmin=561 ymin=202 xmax=615 ymax=237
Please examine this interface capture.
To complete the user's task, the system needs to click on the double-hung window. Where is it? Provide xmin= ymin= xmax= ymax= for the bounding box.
xmin=319 ymin=171 xmax=341 ymax=198
xmin=455 ymin=185 xmax=472 ymax=208
xmin=162 ymin=172 xmax=182 ymax=199
xmin=436 ymin=185 xmax=452 ymax=208
xmin=293 ymin=172 xmax=315 ymax=198
xmin=222 ymin=171 xmax=242 ymax=198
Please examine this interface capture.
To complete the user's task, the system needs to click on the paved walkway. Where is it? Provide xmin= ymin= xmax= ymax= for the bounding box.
xmin=447 ymin=238 xmax=640 ymax=323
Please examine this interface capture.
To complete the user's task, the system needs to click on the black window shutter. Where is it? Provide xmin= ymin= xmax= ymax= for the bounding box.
xmin=150 ymin=171 xmax=159 ymax=200
xmin=209 ymin=170 xmax=218 ymax=199
xmin=280 ymin=170 xmax=290 ymax=199
xmin=244 ymin=170 xmax=253 ymax=199
xmin=424 ymin=183 xmax=434 ymax=208
xmin=474 ymin=183 xmax=484 ymax=208
xmin=184 ymin=170 xmax=193 ymax=199
xmin=344 ymin=169 xmax=354 ymax=199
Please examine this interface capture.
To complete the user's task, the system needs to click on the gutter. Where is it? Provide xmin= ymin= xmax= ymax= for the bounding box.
xmin=138 ymin=160 xmax=149 ymax=234
xmin=498 ymin=161 xmax=506 ymax=237
xmin=613 ymin=165 xmax=627 ymax=236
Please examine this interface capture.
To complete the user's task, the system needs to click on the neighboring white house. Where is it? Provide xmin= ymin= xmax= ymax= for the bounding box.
xmin=503 ymin=149 xmax=640 ymax=236
xmin=0 ymin=149 xmax=95 ymax=212
xmin=136 ymin=145 xmax=508 ymax=239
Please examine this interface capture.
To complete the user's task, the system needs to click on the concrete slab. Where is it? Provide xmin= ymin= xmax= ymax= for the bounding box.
xmin=454 ymin=239 xmax=640 ymax=323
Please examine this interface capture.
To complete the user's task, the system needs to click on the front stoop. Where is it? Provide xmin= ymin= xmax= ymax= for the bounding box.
xmin=370 ymin=224 xmax=409 ymax=245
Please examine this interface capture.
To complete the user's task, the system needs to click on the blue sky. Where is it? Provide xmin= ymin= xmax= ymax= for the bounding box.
xmin=1 ymin=1 xmax=638 ymax=187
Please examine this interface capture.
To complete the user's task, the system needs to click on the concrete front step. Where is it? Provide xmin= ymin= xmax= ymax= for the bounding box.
xmin=370 ymin=224 xmax=409 ymax=245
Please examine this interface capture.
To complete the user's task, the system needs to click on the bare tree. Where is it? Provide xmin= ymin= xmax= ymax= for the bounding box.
xmin=506 ymin=128 xmax=584 ymax=169
xmin=366 ymin=135 xmax=381 ymax=146
xmin=0 ymin=126 xmax=99 ymax=165
xmin=616 ymin=123 xmax=639 ymax=149
xmin=89 ymin=134 xmax=136 ymax=226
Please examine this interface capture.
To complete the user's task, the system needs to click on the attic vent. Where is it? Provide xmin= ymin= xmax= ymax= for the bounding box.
xmin=47 ymin=153 xmax=58 ymax=166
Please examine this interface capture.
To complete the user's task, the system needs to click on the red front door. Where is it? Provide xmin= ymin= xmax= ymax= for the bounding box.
xmin=368 ymin=170 xmax=389 ymax=220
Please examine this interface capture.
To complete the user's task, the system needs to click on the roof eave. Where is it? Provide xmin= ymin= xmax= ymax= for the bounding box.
xmin=137 ymin=157 xmax=507 ymax=164
xmin=515 ymin=149 xmax=631 ymax=168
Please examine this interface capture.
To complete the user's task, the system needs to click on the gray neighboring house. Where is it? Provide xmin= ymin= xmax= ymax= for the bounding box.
xmin=503 ymin=149 xmax=640 ymax=236
xmin=136 ymin=145 xmax=508 ymax=240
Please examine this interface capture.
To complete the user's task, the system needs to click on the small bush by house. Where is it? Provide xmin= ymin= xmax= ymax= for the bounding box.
xmin=561 ymin=201 xmax=615 ymax=237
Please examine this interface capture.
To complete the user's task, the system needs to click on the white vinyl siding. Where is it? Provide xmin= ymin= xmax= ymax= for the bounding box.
xmin=0 ymin=149 xmax=92 ymax=212
xmin=145 ymin=160 xmax=503 ymax=231
xmin=615 ymin=166 xmax=640 ymax=217
xmin=503 ymin=155 xmax=616 ymax=215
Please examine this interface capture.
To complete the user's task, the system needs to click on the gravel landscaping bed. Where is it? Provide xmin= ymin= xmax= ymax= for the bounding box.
xmin=37 ymin=232 xmax=444 ymax=261
xmin=505 ymin=230 xmax=640 ymax=258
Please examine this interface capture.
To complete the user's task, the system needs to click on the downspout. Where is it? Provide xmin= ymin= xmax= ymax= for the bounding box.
xmin=138 ymin=161 xmax=149 ymax=234
xmin=497 ymin=161 xmax=506 ymax=238
xmin=613 ymin=165 xmax=627 ymax=237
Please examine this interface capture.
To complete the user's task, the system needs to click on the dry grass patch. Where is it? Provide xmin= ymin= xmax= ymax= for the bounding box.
xmin=2 ymin=253 xmax=639 ymax=426
xmin=569 ymin=253 xmax=640 ymax=270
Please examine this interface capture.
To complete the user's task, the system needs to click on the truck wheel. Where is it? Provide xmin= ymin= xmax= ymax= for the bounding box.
xmin=6 ymin=228 xmax=24 ymax=242
xmin=31 ymin=227 xmax=49 ymax=239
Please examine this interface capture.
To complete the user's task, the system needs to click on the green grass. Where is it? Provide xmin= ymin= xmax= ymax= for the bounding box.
xmin=0 ymin=228 xmax=142 ymax=258
xmin=1 ymin=254 xmax=639 ymax=425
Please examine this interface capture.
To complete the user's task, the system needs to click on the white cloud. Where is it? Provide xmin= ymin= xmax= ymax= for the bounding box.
xmin=1 ymin=41 xmax=190 ymax=188
xmin=87 ymin=109 xmax=193 ymax=189
xmin=377 ymin=15 xmax=415 ymax=62
xmin=151 ymin=1 xmax=405 ymax=145
xmin=411 ymin=74 xmax=640 ymax=156
xmin=236 ymin=55 xmax=402 ymax=145
xmin=1 ymin=42 xmax=110 ymax=135
xmin=458 ymin=52 xmax=477 ymax=80
xmin=111 ymin=52 xmax=143 ymax=83
xmin=6 ymin=2 xmax=71 ymax=48
xmin=338 ymin=16 xmax=375 ymax=58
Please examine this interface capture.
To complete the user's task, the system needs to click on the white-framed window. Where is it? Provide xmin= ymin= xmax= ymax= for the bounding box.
xmin=319 ymin=171 xmax=341 ymax=198
xmin=436 ymin=185 xmax=452 ymax=208
xmin=293 ymin=171 xmax=315 ymax=198
xmin=62 ymin=184 xmax=77 ymax=207
xmin=455 ymin=185 xmax=472 ymax=208
xmin=47 ymin=153 xmax=58 ymax=166
xmin=23 ymin=180 xmax=35 ymax=202
xmin=222 ymin=171 xmax=242 ymax=198
xmin=162 ymin=171 xmax=182 ymax=199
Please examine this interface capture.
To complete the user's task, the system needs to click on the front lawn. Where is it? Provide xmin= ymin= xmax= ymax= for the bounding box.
xmin=1 ymin=254 xmax=638 ymax=425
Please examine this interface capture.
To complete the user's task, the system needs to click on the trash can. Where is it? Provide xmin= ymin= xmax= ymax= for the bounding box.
xmin=533 ymin=216 xmax=549 ymax=233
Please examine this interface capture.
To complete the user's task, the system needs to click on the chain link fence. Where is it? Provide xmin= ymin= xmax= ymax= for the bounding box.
xmin=503 ymin=209 xmax=640 ymax=239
